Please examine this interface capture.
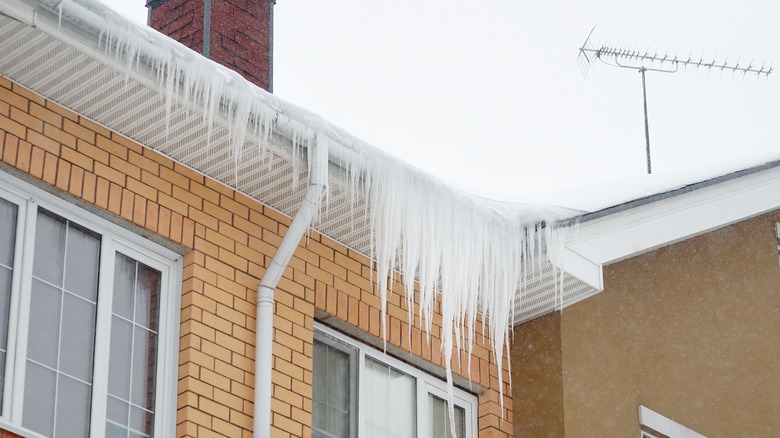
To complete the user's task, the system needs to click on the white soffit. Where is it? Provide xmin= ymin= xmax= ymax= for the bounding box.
xmin=0 ymin=4 xmax=602 ymax=326
xmin=567 ymin=164 xmax=780 ymax=270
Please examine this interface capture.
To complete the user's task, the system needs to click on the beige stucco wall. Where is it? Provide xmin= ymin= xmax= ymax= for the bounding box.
xmin=513 ymin=210 xmax=780 ymax=437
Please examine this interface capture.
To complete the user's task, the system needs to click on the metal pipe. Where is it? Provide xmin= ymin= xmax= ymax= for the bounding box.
xmin=254 ymin=141 xmax=328 ymax=437
xmin=640 ymin=67 xmax=652 ymax=174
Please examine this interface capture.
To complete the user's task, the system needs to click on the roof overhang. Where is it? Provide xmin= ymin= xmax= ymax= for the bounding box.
xmin=561 ymin=161 xmax=780 ymax=299
xmin=0 ymin=0 xmax=604 ymax=325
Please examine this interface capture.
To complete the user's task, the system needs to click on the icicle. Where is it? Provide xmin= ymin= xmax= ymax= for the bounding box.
xmin=52 ymin=1 xmax=583 ymax=434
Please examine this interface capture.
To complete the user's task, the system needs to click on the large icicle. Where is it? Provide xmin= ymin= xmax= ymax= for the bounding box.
xmin=51 ymin=0 xmax=581 ymax=434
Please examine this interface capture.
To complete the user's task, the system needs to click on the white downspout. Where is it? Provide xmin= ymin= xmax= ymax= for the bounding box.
xmin=254 ymin=141 xmax=328 ymax=437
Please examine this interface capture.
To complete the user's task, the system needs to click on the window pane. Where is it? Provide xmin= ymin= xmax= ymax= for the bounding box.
xmin=364 ymin=357 xmax=416 ymax=438
xmin=112 ymin=253 xmax=135 ymax=321
xmin=135 ymin=264 xmax=159 ymax=330
xmin=131 ymin=326 xmax=157 ymax=409
xmin=26 ymin=210 xmax=99 ymax=437
xmin=33 ymin=209 xmax=66 ymax=286
xmin=64 ymin=224 xmax=101 ymax=302
xmin=23 ymin=362 xmax=56 ymax=437
xmin=55 ymin=374 xmax=91 ymax=438
xmin=313 ymin=340 xmax=351 ymax=438
xmin=0 ymin=198 xmax=16 ymax=267
xmin=60 ymin=293 xmax=96 ymax=382
xmin=429 ymin=394 xmax=465 ymax=438
xmin=27 ymin=279 xmax=62 ymax=368
xmin=107 ymin=253 xmax=161 ymax=437
xmin=0 ymin=197 xmax=17 ymax=412
xmin=108 ymin=317 xmax=133 ymax=400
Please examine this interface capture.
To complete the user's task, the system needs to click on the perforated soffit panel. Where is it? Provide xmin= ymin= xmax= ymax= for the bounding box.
xmin=0 ymin=15 xmax=598 ymax=325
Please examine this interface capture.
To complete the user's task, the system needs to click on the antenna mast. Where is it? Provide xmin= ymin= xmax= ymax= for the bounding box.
xmin=577 ymin=25 xmax=773 ymax=174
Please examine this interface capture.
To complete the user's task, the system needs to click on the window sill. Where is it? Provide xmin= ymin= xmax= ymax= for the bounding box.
xmin=0 ymin=420 xmax=47 ymax=438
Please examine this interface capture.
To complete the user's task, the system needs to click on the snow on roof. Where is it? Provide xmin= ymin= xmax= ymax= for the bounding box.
xmin=19 ymin=0 xmax=587 ymax=408
xmin=13 ymin=0 xmax=778 ymax=414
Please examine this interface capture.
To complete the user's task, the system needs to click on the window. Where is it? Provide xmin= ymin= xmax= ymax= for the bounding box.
xmin=638 ymin=405 xmax=706 ymax=438
xmin=313 ymin=325 xmax=477 ymax=438
xmin=0 ymin=175 xmax=180 ymax=438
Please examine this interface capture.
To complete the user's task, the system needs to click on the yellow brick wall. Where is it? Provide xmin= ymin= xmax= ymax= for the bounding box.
xmin=0 ymin=77 xmax=513 ymax=437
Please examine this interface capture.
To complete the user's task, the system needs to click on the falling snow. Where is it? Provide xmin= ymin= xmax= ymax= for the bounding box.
xmin=52 ymin=0 xmax=582 ymax=429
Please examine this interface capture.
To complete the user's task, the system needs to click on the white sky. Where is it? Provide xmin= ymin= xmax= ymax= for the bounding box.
xmin=100 ymin=0 xmax=779 ymax=206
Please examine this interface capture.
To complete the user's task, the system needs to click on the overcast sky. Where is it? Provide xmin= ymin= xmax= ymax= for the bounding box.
xmin=100 ymin=0 xmax=778 ymax=205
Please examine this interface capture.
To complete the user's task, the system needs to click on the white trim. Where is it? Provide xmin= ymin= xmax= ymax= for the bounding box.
xmin=639 ymin=405 xmax=707 ymax=438
xmin=0 ymin=418 xmax=46 ymax=438
xmin=0 ymin=189 xmax=27 ymax=421
xmin=564 ymin=166 xmax=780 ymax=289
xmin=315 ymin=323 xmax=478 ymax=438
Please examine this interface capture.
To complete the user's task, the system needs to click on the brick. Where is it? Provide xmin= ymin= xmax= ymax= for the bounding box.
xmin=220 ymin=194 xmax=249 ymax=219
xmin=42 ymin=152 xmax=58 ymax=185
xmin=128 ymin=149 xmax=159 ymax=175
xmin=218 ymin=221 xmax=248 ymax=246
xmin=76 ymin=139 xmax=109 ymax=164
xmin=126 ymin=177 xmax=158 ymax=202
xmin=95 ymin=134 xmax=127 ymax=159
xmin=215 ymin=331 xmax=246 ymax=355
xmin=0 ymin=86 xmax=29 ymax=111
xmin=94 ymin=161 xmax=125 ymax=186
xmin=63 ymin=119 xmax=95 ymax=144
xmin=170 ymin=211 xmax=184 ymax=243
xmin=81 ymin=172 xmax=96 ymax=203
xmin=68 ymin=166 xmax=84 ymax=197
xmin=213 ymin=387 xmax=244 ymax=412
xmin=189 ymin=179 xmax=220 ymax=205
xmin=16 ymin=139 xmax=31 ymax=173
xmin=30 ymin=102 xmax=63 ymax=128
xmin=75 ymin=117 xmax=110 ymax=140
xmin=60 ymin=145 xmax=93 ymax=170
xmin=158 ymin=206 xmax=172 ymax=238
xmin=139 ymin=173 xmax=172 ymax=202
xmin=211 ymin=417 xmax=242 ymax=437
xmin=203 ymin=200 xmax=233 ymax=224
xmin=10 ymin=106 xmax=43 ymax=133
xmin=0 ymin=115 xmax=25 ymax=140
xmin=55 ymin=160 xmax=70 ymax=191
xmin=120 ymin=189 xmax=135 ymax=221
xmin=142 ymin=146 xmax=174 ymax=168
xmin=145 ymin=202 xmax=159 ymax=233
xmin=2 ymin=133 xmax=18 ymax=166
xmin=182 ymin=218 xmax=196 ymax=248
xmin=109 ymin=153 xmax=141 ymax=180
xmin=44 ymin=100 xmax=78 ymax=122
xmin=161 ymin=166 xmax=190 ymax=190
xmin=109 ymin=132 xmax=143 ymax=154
xmin=11 ymin=83 xmax=44 ymax=105
xmin=272 ymin=411 xmax=302 ymax=436
xmin=177 ymin=405 xmax=212 ymax=428
xmin=200 ymin=368 xmax=231 ymax=393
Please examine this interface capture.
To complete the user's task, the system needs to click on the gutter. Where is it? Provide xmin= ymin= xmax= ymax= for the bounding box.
xmin=254 ymin=140 xmax=328 ymax=438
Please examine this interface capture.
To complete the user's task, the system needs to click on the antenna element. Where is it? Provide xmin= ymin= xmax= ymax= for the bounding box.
xmin=577 ymin=26 xmax=772 ymax=174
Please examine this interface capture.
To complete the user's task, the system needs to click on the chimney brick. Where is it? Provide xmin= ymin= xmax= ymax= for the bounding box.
xmin=147 ymin=0 xmax=274 ymax=91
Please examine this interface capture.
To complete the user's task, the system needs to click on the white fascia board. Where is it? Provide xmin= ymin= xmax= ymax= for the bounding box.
xmin=0 ymin=0 xmax=37 ymax=26
xmin=568 ymin=165 xmax=780 ymax=269
xmin=550 ymin=246 xmax=603 ymax=290
xmin=639 ymin=406 xmax=707 ymax=438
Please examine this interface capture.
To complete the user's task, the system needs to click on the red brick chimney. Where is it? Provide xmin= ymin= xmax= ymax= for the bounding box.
xmin=146 ymin=0 xmax=274 ymax=92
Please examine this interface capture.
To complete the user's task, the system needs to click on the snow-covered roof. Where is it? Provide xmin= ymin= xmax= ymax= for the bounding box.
xmin=3 ymin=0 xmax=780 ymax=405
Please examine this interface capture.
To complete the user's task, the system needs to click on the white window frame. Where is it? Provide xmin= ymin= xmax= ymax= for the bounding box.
xmin=0 ymin=171 xmax=182 ymax=438
xmin=639 ymin=405 xmax=707 ymax=438
xmin=315 ymin=323 xmax=478 ymax=438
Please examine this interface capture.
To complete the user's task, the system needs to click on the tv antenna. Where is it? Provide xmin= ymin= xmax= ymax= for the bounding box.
xmin=577 ymin=25 xmax=772 ymax=174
